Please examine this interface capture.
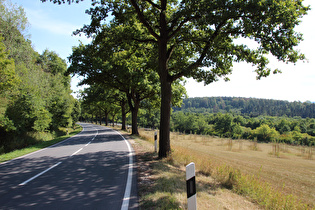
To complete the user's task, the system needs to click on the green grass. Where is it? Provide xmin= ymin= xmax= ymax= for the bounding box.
xmin=0 ymin=125 xmax=82 ymax=163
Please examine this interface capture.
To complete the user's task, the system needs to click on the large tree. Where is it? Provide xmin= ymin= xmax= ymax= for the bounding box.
xmin=68 ymin=27 xmax=161 ymax=135
xmin=45 ymin=0 xmax=309 ymax=158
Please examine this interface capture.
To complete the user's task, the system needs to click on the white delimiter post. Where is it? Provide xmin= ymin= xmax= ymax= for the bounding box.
xmin=186 ymin=162 xmax=197 ymax=210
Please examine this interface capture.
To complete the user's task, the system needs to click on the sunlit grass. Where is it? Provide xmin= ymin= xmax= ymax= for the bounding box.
xmin=136 ymin=128 xmax=313 ymax=209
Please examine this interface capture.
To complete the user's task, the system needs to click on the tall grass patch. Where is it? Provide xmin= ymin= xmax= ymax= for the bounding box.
xmin=170 ymin=144 xmax=309 ymax=209
xmin=136 ymin=128 xmax=312 ymax=209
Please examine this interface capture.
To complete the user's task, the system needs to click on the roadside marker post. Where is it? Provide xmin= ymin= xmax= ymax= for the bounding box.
xmin=186 ymin=162 xmax=197 ymax=210
xmin=154 ymin=131 xmax=157 ymax=153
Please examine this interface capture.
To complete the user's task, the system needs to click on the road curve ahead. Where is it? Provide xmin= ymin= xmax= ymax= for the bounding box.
xmin=0 ymin=123 xmax=138 ymax=210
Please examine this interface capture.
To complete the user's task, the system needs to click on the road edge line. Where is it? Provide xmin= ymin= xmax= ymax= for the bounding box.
xmin=113 ymin=130 xmax=134 ymax=210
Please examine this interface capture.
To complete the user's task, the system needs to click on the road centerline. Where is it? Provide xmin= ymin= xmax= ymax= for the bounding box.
xmin=19 ymin=161 xmax=62 ymax=186
xmin=70 ymin=148 xmax=83 ymax=157
xmin=18 ymin=125 xmax=99 ymax=186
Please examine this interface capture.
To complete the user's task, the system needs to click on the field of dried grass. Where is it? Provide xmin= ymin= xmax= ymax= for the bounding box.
xmin=131 ymin=132 xmax=261 ymax=209
xmin=139 ymin=129 xmax=315 ymax=208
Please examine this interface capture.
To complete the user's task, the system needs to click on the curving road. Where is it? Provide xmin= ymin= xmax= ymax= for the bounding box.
xmin=0 ymin=123 xmax=138 ymax=209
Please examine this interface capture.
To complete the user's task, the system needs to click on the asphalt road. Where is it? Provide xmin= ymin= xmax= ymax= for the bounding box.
xmin=0 ymin=123 xmax=138 ymax=209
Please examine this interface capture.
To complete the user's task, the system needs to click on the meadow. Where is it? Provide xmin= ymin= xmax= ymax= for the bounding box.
xmin=138 ymin=128 xmax=314 ymax=209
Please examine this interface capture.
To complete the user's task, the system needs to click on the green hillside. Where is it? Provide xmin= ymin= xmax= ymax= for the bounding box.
xmin=174 ymin=97 xmax=315 ymax=118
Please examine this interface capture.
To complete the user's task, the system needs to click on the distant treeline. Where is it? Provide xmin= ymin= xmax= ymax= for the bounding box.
xmin=174 ymin=97 xmax=315 ymax=118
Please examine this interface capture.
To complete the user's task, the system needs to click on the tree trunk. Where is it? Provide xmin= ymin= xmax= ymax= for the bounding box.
xmin=159 ymin=73 xmax=172 ymax=158
xmin=121 ymin=101 xmax=126 ymax=130
xmin=104 ymin=111 xmax=109 ymax=126
xmin=127 ymin=92 xmax=140 ymax=135
xmin=112 ymin=114 xmax=116 ymax=126
xmin=158 ymin=19 xmax=172 ymax=158
xmin=131 ymin=102 xmax=139 ymax=135
xmin=99 ymin=110 xmax=102 ymax=125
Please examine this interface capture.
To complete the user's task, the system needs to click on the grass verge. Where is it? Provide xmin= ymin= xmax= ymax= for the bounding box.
xmin=171 ymin=145 xmax=310 ymax=209
xmin=0 ymin=125 xmax=82 ymax=163
xmin=130 ymin=133 xmax=261 ymax=209
xmin=134 ymin=128 xmax=312 ymax=210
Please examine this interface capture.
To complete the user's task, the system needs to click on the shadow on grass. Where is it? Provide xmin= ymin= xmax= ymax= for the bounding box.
xmin=137 ymin=149 xmax=222 ymax=209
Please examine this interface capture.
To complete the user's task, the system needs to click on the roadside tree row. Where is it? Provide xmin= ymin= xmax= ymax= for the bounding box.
xmin=50 ymin=0 xmax=309 ymax=158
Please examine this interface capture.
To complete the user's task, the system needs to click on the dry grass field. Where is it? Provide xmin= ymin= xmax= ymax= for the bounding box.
xmin=139 ymin=128 xmax=315 ymax=208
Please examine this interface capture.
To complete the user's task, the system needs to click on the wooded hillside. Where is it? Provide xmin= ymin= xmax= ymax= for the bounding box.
xmin=175 ymin=97 xmax=315 ymax=118
xmin=0 ymin=1 xmax=80 ymax=154
xmin=169 ymin=97 xmax=315 ymax=146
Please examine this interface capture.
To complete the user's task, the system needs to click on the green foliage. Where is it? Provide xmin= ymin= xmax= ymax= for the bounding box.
xmin=171 ymin=112 xmax=211 ymax=135
xmin=38 ymin=49 xmax=67 ymax=74
xmin=253 ymin=124 xmax=279 ymax=142
xmin=0 ymin=35 xmax=19 ymax=93
xmin=170 ymin=96 xmax=315 ymax=145
xmin=167 ymin=109 xmax=315 ymax=146
xmin=176 ymin=97 xmax=315 ymax=118
xmin=71 ymin=99 xmax=81 ymax=127
xmin=68 ymin=23 xmax=186 ymax=134
xmin=6 ymin=93 xmax=49 ymax=132
xmin=32 ymin=108 xmax=52 ymax=132
xmin=214 ymin=113 xmax=234 ymax=136
xmin=0 ymin=1 xmax=80 ymax=153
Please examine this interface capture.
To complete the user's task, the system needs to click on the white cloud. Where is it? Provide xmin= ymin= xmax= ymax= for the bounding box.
xmin=25 ymin=8 xmax=80 ymax=36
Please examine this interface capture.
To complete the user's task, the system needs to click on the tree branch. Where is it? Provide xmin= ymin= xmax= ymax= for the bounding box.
xmin=132 ymin=38 xmax=157 ymax=43
xmin=166 ymin=44 xmax=176 ymax=64
xmin=143 ymin=0 xmax=161 ymax=10
xmin=170 ymin=21 xmax=226 ymax=82
xmin=168 ymin=15 xmax=201 ymax=40
xmin=129 ymin=0 xmax=160 ymax=40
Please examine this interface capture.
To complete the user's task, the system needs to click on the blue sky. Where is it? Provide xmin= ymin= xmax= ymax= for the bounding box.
xmin=10 ymin=0 xmax=315 ymax=102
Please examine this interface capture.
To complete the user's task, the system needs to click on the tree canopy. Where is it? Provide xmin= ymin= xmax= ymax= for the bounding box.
xmin=44 ymin=0 xmax=309 ymax=158
xmin=0 ymin=35 xmax=19 ymax=93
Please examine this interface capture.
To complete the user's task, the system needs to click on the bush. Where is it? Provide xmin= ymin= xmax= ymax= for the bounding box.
xmin=253 ymin=124 xmax=279 ymax=142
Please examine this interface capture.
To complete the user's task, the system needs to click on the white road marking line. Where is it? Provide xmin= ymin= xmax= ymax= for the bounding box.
xmin=85 ymin=129 xmax=98 ymax=146
xmin=115 ymin=131 xmax=134 ymax=210
xmin=19 ymin=162 xmax=62 ymax=186
xmin=70 ymin=148 xmax=83 ymax=157
xmin=15 ymin=124 xmax=98 ymax=187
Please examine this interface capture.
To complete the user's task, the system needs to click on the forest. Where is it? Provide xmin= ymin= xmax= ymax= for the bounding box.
xmin=0 ymin=1 xmax=80 ymax=154
xmin=171 ymin=97 xmax=315 ymax=146
xmin=171 ymin=98 xmax=315 ymax=146
xmin=175 ymin=97 xmax=315 ymax=118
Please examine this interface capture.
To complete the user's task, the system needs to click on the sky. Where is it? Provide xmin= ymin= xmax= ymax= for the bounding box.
xmin=10 ymin=0 xmax=315 ymax=102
